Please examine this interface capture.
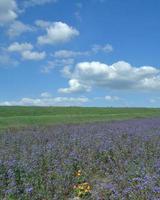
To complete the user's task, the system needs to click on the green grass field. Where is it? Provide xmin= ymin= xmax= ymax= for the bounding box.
xmin=1 ymin=106 xmax=160 ymax=131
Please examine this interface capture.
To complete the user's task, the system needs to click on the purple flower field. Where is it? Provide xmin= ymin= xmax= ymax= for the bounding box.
xmin=0 ymin=118 xmax=160 ymax=199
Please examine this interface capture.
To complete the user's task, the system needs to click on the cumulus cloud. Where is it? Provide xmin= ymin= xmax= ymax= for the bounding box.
xmin=0 ymin=0 xmax=17 ymax=25
xmin=37 ymin=21 xmax=79 ymax=45
xmin=0 ymin=96 xmax=89 ymax=106
xmin=0 ymin=1 xmax=37 ymax=37
xmin=59 ymin=61 xmax=160 ymax=93
xmin=58 ymin=79 xmax=91 ymax=94
xmin=8 ymin=42 xmax=33 ymax=52
xmin=7 ymin=21 xmax=34 ymax=38
xmin=8 ymin=42 xmax=46 ymax=60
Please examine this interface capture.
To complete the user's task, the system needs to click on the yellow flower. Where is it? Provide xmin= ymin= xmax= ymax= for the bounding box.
xmin=75 ymin=170 xmax=81 ymax=177
xmin=74 ymin=182 xmax=92 ymax=197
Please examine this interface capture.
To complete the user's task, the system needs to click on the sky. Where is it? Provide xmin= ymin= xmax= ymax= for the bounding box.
xmin=0 ymin=0 xmax=160 ymax=107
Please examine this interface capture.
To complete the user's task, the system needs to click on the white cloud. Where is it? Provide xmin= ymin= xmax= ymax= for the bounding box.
xmin=35 ymin=20 xmax=52 ymax=28
xmin=58 ymin=79 xmax=91 ymax=94
xmin=37 ymin=21 xmax=79 ymax=45
xmin=0 ymin=0 xmax=17 ymax=25
xmin=59 ymin=61 xmax=160 ymax=93
xmin=0 ymin=1 xmax=36 ymax=38
xmin=54 ymin=50 xmax=89 ymax=58
xmin=0 ymin=96 xmax=89 ymax=106
xmin=92 ymin=44 xmax=113 ymax=53
xmin=61 ymin=66 xmax=73 ymax=78
xmin=41 ymin=59 xmax=74 ymax=73
xmin=21 ymin=50 xmax=46 ymax=60
xmin=105 ymin=95 xmax=120 ymax=101
xmin=8 ymin=42 xmax=33 ymax=52
xmin=8 ymin=42 xmax=46 ymax=60
xmin=7 ymin=21 xmax=34 ymax=38
xmin=53 ymin=44 xmax=113 ymax=59
xmin=41 ymin=61 xmax=55 ymax=73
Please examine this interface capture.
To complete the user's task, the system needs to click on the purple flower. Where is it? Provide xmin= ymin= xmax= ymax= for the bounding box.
xmin=25 ymin=187 xmax=33 ymax=193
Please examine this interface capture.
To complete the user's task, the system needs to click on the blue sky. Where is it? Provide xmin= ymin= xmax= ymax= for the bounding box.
xmin=0 ymin=0 xmax=160 ymax=107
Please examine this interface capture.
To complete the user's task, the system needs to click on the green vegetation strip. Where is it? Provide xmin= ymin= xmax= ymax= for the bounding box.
xmin=0 ymin=106 xmax=160 ymax=131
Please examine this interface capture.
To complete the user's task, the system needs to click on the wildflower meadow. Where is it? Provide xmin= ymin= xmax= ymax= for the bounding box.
xmin=0 ymin=117 xmax=160 ymax=199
